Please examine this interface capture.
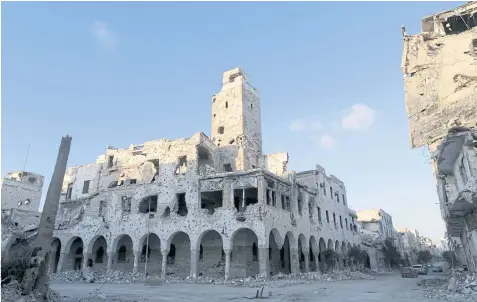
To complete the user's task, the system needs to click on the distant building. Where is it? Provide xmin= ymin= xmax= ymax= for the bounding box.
xmin=397 ymin=228 xmax=420 ymax=265
xmin=1 ymin=171 xmax=44 ymax=212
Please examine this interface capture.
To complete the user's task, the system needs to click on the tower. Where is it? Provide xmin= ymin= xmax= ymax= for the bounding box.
xmin=211 ymin=68 xmax=262 ymax=170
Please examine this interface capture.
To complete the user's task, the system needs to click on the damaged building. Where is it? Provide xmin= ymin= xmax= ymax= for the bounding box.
xmin=47 ymin=68 xmax=362 ymax=280
xmin=401 ymin=2 xmax=477 ymax=270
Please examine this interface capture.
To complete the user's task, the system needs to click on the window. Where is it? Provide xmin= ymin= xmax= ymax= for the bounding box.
xmin=218 ymin=126 xmax=224 ymax=134
xmin=28 ymin=177 xmax=36 ymax=184
xmin=250 ymin=104 xmax=253 ymax=110
xmin=225 ymin=102 xmax=228 ymax=109
xmin=330 ymin=187 xmax=333 ymax=199
xmin=82 ymin=180 xmax=90 ymax=194
xmin=339 ymin=216 xmax=343 ymax=228
xmin=333 ymin=213 xmax=336 ymax=227
xmin=129 ymin=179 xmax=137 ymax=185
xmin=176 ymin=156 xmax=187 ymax=174
xmin=460 ymin=156 xmax=468 ymax=185
xmin=66 ymin=183 xmax=73 ymax=200
xmin=317 ymin=207 xmax=322 ymax=223
xmin=342 ymin=194 xmax=346 ymax=206
xmin=224 ymin=163 xmax=233 ymax=172
xmin=345 ymin=218 xmax=348 ymax=229
xmin=108 ymin=155 xmax=114 ymax=168
xmin=326 ymin=211 xmax=330 ymax=223
xmin=336 ymin=193 xmax=340 ymax=203
xmin=323 ymin=184 xmax=326 ymax=196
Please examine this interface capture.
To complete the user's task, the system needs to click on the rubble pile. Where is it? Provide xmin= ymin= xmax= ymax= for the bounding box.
xmin=1 ymin=280 xmax=60 ymax=302
xmin=418 ymin=272 xmax=477 ymax=301
xmin=50 ymin=269 xmax=374 ymax=288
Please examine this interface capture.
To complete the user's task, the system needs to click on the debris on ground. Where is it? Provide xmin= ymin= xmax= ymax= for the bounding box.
xmin=49 ymin=269 xmax=374 ymax=288
xmin=417 ymin=271 xmax=477 ymax=301
xmin=1 ymin=280 xmax=60 ymax=302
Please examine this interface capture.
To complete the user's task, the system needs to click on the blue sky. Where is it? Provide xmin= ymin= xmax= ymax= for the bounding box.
xmin=2 ymin=1 xmax=461 ymax=245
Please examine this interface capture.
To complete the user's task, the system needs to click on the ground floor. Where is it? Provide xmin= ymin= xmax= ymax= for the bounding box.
xmin=49 ymin=227 xmax=364 ymax=280
xmin=49 ymin=273 xmax=445 ymax=302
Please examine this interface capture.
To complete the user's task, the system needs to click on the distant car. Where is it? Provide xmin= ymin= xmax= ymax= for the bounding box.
xmin=412 ymin=264 xmax=428 ymax=275
xmin=401 ymin=267 xmax=418 ymax=278
xmin=432 ymin=266 xmax=443 ymax=272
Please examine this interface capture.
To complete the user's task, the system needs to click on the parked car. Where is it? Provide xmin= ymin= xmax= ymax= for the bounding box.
xmin=401 ymin=267 xmax=418 ymax=278
xmin=432 ymin=266 xmax=443 ymax=272
xmin=412 ymin=264 xmax=428 ymax=275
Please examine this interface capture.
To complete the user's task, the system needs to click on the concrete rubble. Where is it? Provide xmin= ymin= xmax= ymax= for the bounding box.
xmin=49 ymin=269 xmax=374 ymax=288
xmin=1 ymin=280 xmax=60 ymax=302
xmin=417 ymin=272 xmax=477 ymax=301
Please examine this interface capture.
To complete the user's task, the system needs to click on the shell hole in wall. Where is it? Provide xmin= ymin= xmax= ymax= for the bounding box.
xmin=225 ymin=102 xmax=228 ymax=109
xmin=218 ymin=126 xmax=224 ymax=134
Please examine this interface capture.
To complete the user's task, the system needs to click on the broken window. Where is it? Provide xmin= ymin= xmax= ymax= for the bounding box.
xmin=252 ymin=242 xmax=258 ymax=261
xmin=336 ymin=193 xmax=340 ymax=203
xmin=218 ymin=126 xmax=224 ymax=134
xmin=225 ymin=102 xmax=228 ymax=108
xmin=82 ymin=180 xmax=90 ymax=194
xmin=345 ymin=218 xmax=348 ymax=229
xmin=121 ymin=196 xmax=131 ymax=214
xmin=28 ymin=177 xmax=36 ymax=184
xmin=342 ymin=194 xmax=346 ymax=206
xmin=317 ymin=207 xmax=322 ymax=224
xmin=323 ymin=184 xmax=326 ymax=196
xmin=224 ymin=163 xmax=233 ymax=172
xmin=308 ymin=200 xmax=313 ymax=221
xmin=234 ymin=188 xmax=258 ymax=212
xmin=266 ymin=180 xmax=275 ymax=206
xmin=442 ymin=13 xmax=477 ymax=35
xmin=339 ymin=216 xmax=343 ymax=228
xmin=329 ymin=187 xmax=333 ymax=199
xmin=281 ymin=195 xmax=285 ymax=210
xmin=95 ymin=247 xmax=104 ymax=263
xmin=167 ymin=245 xmax=176 ymax=264
xmin=326 ymin=211 xmax=329 ymax=223
xmin=350 ymin=223 xmax=353 ymax=231
xmin=108 ymin=155 xmax=114 ymax=168
xmin=129 ymin=179 xmax=137 ymax=185
xmin=333 ymin=213 xmax=336 ymax=228
xmin=139 ymin=196 xmax=158 ymax=214
xmin=66 ymin=183 xmax=73 ymax=200
xmin=176 ymin=156 xmax=187 ymax=174
xmin=99 ymin=200 xmax=106 ymax=217
xmin=285 ymin=196 xmax=290 ymax=212
xmin=117 ymin=245 xmax=127 ymax=263
xmin=201 ymin=191 xmax=223 ymax=215
xmin=176 ymin=193 xmax=188 ymax=216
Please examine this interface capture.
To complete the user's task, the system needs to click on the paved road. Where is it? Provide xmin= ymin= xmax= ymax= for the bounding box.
xmin=51 ymin=273 xmax=446 ymax=301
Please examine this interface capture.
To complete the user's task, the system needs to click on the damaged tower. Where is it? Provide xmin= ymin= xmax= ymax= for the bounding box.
xmin=47 ymin=68 xmax=363 ymax=280
xmin=401 ymin=2 xmax=477 ymax=271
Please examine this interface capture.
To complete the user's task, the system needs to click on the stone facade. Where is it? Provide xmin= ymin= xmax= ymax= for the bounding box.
xmin=48 ymin=68 xmax=362 ymax=279
xmin=1 ymin=171 xmax=44 ymax=212
xmin=398 ymin=228 xmax=420 ymax=265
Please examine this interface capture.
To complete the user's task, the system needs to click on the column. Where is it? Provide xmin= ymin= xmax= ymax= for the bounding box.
xmin=190 ymin=249 xmax=199 ymax=278
xmin=314 ymin=253 xmax=320 ymax=274
xmin=133 ymin=250 xmax=140 ymax=273
xmin=56 ymin=252 xmax=67 ymax=273
xmin=224 ymin=249 xmax=231 ymax=280
xmin=257 ymin=175 xmax=266 ymax=205
xmin=161 ymin=249 xmax=169 ymax=279
xmin=258 ymin=248 xmax=269 ymax=277
xmin=107 ymin=252 xmax=116 ymax=271
xmin=303 ymin=251 xmax=310 ymax=273
xmin=290 ymin=248 xmax=300 ymax=274
xmin=82 ymin=253 xmax=91 ymax=270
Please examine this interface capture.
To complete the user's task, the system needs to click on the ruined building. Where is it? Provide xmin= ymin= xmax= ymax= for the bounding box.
xmin=401 ymin=2 xmax=477 ymax=270
xmin=1 ymin=171 xmax=44 ymax=212
xmin=48 ymin=68 xmax=362 ymax=279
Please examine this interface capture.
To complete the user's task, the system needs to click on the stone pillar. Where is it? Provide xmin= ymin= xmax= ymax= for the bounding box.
xmin=224 ymin=249 xmax=231 ymax=280
xmin=222 ymin=179 xmax=234 ymax=208
xmin=314 ymin=253 xmax=320 ymax=274
xmin=56 ymin=253 xmax=67 ymax=273
xmin=303 ymin=251 xmax=310 ymax=273
xmin=257 ymin=175 xmax=266 ymax=205
xmin=258 ymin=247 xmax=269 ymax=277
xmin=133 ymin=250 xmax=140 ymax=273
xmin=190 ymin=249 xmax=199 ymax=278
xmin=161 ymin=249 xmax=169 ymax=279
xmin=82 ymin=253 xmax=91 ymax=270
xmin=107 ymin=252 xmax=116 ymax=271
xmin=290 ymin=248 xmax=300 ymax=274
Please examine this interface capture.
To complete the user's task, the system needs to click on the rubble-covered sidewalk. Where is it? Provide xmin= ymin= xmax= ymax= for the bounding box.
xmin=417 ymin=271 xmax=477 ymax=301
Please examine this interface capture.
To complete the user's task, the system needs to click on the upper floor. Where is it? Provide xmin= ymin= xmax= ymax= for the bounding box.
xmin=1 ymin=171 xmax=44 ymax=212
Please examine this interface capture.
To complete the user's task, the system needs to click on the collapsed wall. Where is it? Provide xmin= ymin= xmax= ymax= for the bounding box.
xmin=401 ymin=2 xmax=477 ymax=149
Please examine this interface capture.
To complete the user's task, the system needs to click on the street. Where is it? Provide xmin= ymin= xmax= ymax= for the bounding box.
xmin=50 ymin=272 xmax=447 ymax=301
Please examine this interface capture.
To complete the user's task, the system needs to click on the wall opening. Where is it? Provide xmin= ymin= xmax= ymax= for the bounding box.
xmin=108 ymin=155 xmax=114 ymax=168
xmin=200 ymin=191 xmax=223 ymax=215
xmin=266 ymin=180 xmax=276 ymax=206
xmin=66 ymin=183 xmax=73 ymax=200
xmin=174 ymin=193 xmax=188 ymax=216
xmin=82 ymin=180 xmax=90 ymax=194
xmin=95 ymin=247 xmax=104 ymax=263
xmin=297 ymin=190 xmax=303 ymax=216
xmin=233 ymin=188 xmax=258 ymax=212
xmin=176 ymin=156 xmax=187 ymax=174
xmin=218 ymin=126 xmax=224 ymax=134
xmin=139 ymin=196 xmax=158 ymax=214
xmin=121 ymin=196 xmax=131 ymax=214
xmin=224 ymin=163 xmax=233 ymax=172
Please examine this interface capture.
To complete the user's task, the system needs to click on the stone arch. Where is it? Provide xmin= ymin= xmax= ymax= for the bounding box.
xmin=50 ymin=238 xmax=62 ymax=273
xmin=279 ymin=231 xmax=295 ymax=274
xmin=197 ymin=230 xmax=224 ymax=277
xmin=268 ymin=229 xmax=283 ymax=276
xmin=230 ymin=228 xmax=259 ymax=278
xmin=318 ymin=238 xmax=327 ymax=273
xmin=166 ymin=231 xmax=191 ymax=277
xmin=309 ymin=236 xmax=318 ymax=272
xmin=112 ymin=234 xmax=134 ymax=272
xmin=334 ymin=240 xmax=340 ymax=252
xmin=363 ymin=250 xmax=371 ymax=269
xmin=65 ymin=237 xmax=84 ymax=271
xmin=138 ymin=233 xmax=162 ymax=274
xmin=88 ymin=235 xmax=108 ymax=270
xmin=298 ymin=234 xmax=307 ymax=273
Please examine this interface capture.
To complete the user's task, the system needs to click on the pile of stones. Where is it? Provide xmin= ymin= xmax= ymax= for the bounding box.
xmin=418 ymin=272 xmax=477 ymax=301
xmin=1 ymin=280 xmax=60 ymax=302
xmin=50 ymin=269 xmax=374 ymax=288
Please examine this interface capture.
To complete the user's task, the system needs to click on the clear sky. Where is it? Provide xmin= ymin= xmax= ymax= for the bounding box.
xmin=2 ymin=1 xmax=462 ymax=245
